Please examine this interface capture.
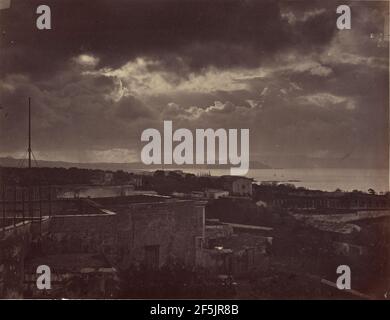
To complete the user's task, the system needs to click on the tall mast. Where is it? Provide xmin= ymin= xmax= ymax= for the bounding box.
xmin=28 ymin=97 xmax=33 ymax=221
xmin=28 ymin=97 xmax=31 ymax=169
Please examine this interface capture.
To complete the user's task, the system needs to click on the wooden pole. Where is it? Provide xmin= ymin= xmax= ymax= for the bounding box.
xmin=2 ymin=185 xmax=5 ymax=233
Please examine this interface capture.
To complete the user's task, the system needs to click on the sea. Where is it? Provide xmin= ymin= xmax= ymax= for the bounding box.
xmin=180 ymin=168 xmax=389 ymax=193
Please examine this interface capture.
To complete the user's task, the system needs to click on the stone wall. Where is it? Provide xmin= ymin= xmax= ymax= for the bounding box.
xmin=1 ymin=198 xmax=206 ymax=298
xmin=42 ymin=212 xmax=118 ymax=260
xmin=113 ymin=201 xmax=205 ymax=269
xmin=43 ymin=200 xmax=205 ymax=270
xmin=57 ymin=185 xmax=137 ymax=199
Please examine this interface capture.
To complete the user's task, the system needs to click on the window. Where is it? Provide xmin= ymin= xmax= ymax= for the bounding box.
xmin=144 ymin=245 xmax=160 ymax=270
xmin=195 ymin=236 xmax=203 ymax=249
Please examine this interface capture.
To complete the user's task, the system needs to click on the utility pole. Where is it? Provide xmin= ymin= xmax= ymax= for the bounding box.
xmin=28 ymin=97 xmax=33 ymax=221
xmin=28 ymin=97 xmax=31 ymax=170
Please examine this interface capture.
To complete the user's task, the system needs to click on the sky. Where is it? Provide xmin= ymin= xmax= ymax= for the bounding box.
xmin=0 ymin=0 xmax=388 ymax=168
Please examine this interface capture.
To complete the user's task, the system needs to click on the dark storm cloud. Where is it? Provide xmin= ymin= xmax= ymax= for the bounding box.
xmin=0 ymin=0 xmax=338 ymax=78
xmin=0 ymin=70 xmax=154 ymax=154
xmin=0 ymin=0 xmax=388 ymax=168
xmin=115 ymin=96 xmax=154 ymax=120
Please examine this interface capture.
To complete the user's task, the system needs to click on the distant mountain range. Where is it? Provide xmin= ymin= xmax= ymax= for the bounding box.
xmin=1 ymin=155 xmax=385 ymax=171
xmin=0 ymin=157 xmax=271 ymax=171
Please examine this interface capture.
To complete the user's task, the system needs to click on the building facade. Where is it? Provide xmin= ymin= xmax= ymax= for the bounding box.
xmin=222 ymin=176 xmax=253 ymax=196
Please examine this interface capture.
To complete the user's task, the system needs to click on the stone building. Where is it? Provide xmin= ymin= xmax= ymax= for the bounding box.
xmin=201 ymin=219 xmax=271 ymax=277
xmin=0 ymin=194 xmax=206 ymax=298
xmin=271 ymin=193 xmax=390 ymax=210
xmin=205 ymin=189 xmax=229 ymax=199
xmin=99 ymin=198 xmax=206 ymax=269
xmin=221 ymin=176 xmax=253 ymax=196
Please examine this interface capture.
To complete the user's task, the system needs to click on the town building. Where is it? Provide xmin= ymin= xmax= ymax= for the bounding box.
xmin=270 ymin=192 xmax=390 ymax=210
xmin=0 ymin=188 xmax=206 ymax=298
xmin=205 ymin=189 xmax=229 ymax=199
xmin=201 ymin=219 xmax=271 ymax=276
xmin=221 ymin=176 xmax=253 ymax=196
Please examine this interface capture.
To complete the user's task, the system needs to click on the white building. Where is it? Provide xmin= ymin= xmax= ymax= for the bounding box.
xmin=221 ymin=176 xmax=253 ymax=196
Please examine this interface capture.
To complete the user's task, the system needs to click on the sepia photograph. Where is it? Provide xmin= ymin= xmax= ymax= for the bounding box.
xmin=0 ymin=0 xmax=389 ymax=303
